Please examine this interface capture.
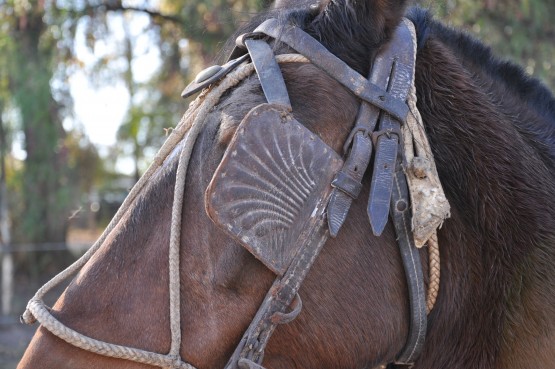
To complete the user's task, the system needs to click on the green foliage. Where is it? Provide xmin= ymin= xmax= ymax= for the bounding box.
xmin=0 ymin=0 xmax=102 ymax=245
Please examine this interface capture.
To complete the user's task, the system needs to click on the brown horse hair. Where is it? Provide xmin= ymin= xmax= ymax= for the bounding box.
xmin=18 ymin=2 xmax=555 ymax=369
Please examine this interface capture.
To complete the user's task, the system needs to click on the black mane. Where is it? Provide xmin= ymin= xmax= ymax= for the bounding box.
xmin=407 ymin=7 xmax=555 ymax=169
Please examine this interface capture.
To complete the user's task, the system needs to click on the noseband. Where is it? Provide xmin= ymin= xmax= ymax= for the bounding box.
xmin=22 ymin=17 xmax=449 ymax=369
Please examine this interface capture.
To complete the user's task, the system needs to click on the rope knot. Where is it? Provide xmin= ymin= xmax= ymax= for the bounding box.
xmin=20 ymin=308 xmax=36 ymax=325
xmin=21 ymin=299 xmax=42 ymax=324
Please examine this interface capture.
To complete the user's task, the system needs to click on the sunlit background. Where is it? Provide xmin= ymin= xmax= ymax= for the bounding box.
xmin=0 ymin=0 xmax=554 ymax=367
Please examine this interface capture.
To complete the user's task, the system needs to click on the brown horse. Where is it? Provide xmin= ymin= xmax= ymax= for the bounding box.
xmin=18 ymin=1 xmax=555 ymax=368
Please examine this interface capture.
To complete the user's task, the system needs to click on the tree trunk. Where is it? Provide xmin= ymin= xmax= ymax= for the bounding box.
xmin=12 ymin=5 xmax=70 ymax=245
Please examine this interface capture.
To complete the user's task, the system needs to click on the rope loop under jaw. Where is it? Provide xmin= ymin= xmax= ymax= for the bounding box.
xmin=19 ymin=54 xmax=310 ymax=369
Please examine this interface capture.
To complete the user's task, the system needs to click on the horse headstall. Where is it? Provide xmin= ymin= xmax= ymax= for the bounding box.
xmin=19 ymin=14 xmax=449 ymax=369
xmin=194 ymin=17 xmax=440 ymax=369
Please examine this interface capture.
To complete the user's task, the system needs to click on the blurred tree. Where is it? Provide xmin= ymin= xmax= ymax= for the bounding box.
xmin=0 ymin=0 xmax=268 ymax=254
xmin=0 ymin=2 xmax=105 ymax=289
xmin=418 ymin=0 xmax=555 ymax=90
xmin=7 ymin=1 xmax=71 ymax=244
xmin=79 ymin=0 xmax=267 ymax=177
xmin=0 ymin=2 xmax=15 ymax=253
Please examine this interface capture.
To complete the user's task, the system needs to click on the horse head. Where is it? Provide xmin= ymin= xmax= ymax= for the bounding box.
xmin=18 ymin=1 xmax=555 ymax=369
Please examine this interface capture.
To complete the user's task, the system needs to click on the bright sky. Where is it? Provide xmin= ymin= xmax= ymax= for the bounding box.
xmin=68 ymin=10 xmax=162 ymax=173
xmin=8 ymin=3 xmax=177 ymax=175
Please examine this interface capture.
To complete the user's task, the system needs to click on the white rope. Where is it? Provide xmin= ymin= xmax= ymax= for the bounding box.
xmin=21 ymin=54 xmax=309 ymax=368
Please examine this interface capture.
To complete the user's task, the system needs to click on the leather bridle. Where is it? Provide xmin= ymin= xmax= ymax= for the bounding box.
xmin=22 ymin=16 xmax=449 ymax=369
xmin=186 ymin=17 xmax=437 ymax=369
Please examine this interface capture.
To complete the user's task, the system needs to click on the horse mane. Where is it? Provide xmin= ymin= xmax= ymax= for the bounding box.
xmin=398 ymin=8 xmax=555 ymax=368
xmin=407 ymin=7 xmax=555 ymax=159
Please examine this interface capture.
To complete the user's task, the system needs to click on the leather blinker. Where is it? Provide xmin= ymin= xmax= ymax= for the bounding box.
xmin=205 ymin=103 xmax=343 ymax=276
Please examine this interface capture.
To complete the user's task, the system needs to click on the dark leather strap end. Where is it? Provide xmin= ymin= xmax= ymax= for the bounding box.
xmin=367 ymin=135 xmax=399 ymax=236
xmin=391 ymin=165 xmax=427 ymax=365
xmin=327 ymin=133 xmax=372 ymax=237
xmin=328 ymin=171 xmax=363 ymax=237
xmin=244 ymin=39 xmax=292 ymax=110
xmin=327 ymin=189 xmax=353 ymax=237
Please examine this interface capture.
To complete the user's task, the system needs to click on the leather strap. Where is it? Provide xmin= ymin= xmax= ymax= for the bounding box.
xmin=367 ymin=21 xmax=416 ymax=236
xmin=244 ymin=39 xmax=292 ymax=110
xmin=224 ymin=211 xmax=331 ymax=369
xmin=252 ymin=19 xmax=410 ymax=124
xmin=326 ymin=19 xmax=426 ymax=364
xmin=326 ymin=21 xmax=404 ymax=236
xmin=216 ymin=18 xmax=427 ymax=368
xmin=327 ymin=117 xmax=374 ymax=237
xmin=390 ymin=156 xmax=427 ymax=364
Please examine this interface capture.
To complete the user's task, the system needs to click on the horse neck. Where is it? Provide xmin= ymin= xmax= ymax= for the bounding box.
xmin=41 ymin=162 xmax=177 ymax=368
xmin=412 ymin=35 xmax=555 ymax=369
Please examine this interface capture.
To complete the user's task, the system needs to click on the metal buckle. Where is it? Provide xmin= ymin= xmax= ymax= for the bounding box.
xmin=371 ymin=126 xmax=402 ymax=146
xmin=343 ymin=127 xmax=371 ymax=154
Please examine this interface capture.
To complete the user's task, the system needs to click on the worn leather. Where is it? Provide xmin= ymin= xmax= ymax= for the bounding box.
xmin=206 ymin=104 xmax=342 ymax=276
xmin=368 ymin=131 xmax=399 ymax=235
xmin=327 ymin=132 xmax=372 ymax=237
xmin=331 ymin=171 xmax=364 ymax=199
xmin=252 ymin=19 xmax=409 ymax=124
xmin=205 ymin=17 xmax=427 ymax=369
xmin=390 ymin=158 xmax=427 ymax=365
xmin=367 ymin=21 xmax=416 ymax=236
xmin=223 ymin=214 xmax=331 ymax=369
xmin=244 ymin=39 xmax=292 ymax=110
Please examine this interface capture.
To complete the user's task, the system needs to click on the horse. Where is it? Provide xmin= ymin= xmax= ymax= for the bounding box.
xmin=17 ymin=1 xmax=555 ymax=368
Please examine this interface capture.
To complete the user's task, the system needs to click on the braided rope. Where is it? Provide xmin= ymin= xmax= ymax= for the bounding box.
xmin=405 ymin=85 xmax=441 ymax=314
xmin=405 ymin=87 xmax=442 ymax=314
xmin=21 ymin=93 xmax=205 ymax=325
xmin=21 ymin=54 xmax=308 ymax=368
xmin=167 ymin=54 xmax=308 ymax=357
xmin=426 ymin=232 xmax=440 ymax=314
xmin=402 ymin=20 xmax=443 ymax=315
xmin=27 ymin=299 xmax=194 ymax=369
